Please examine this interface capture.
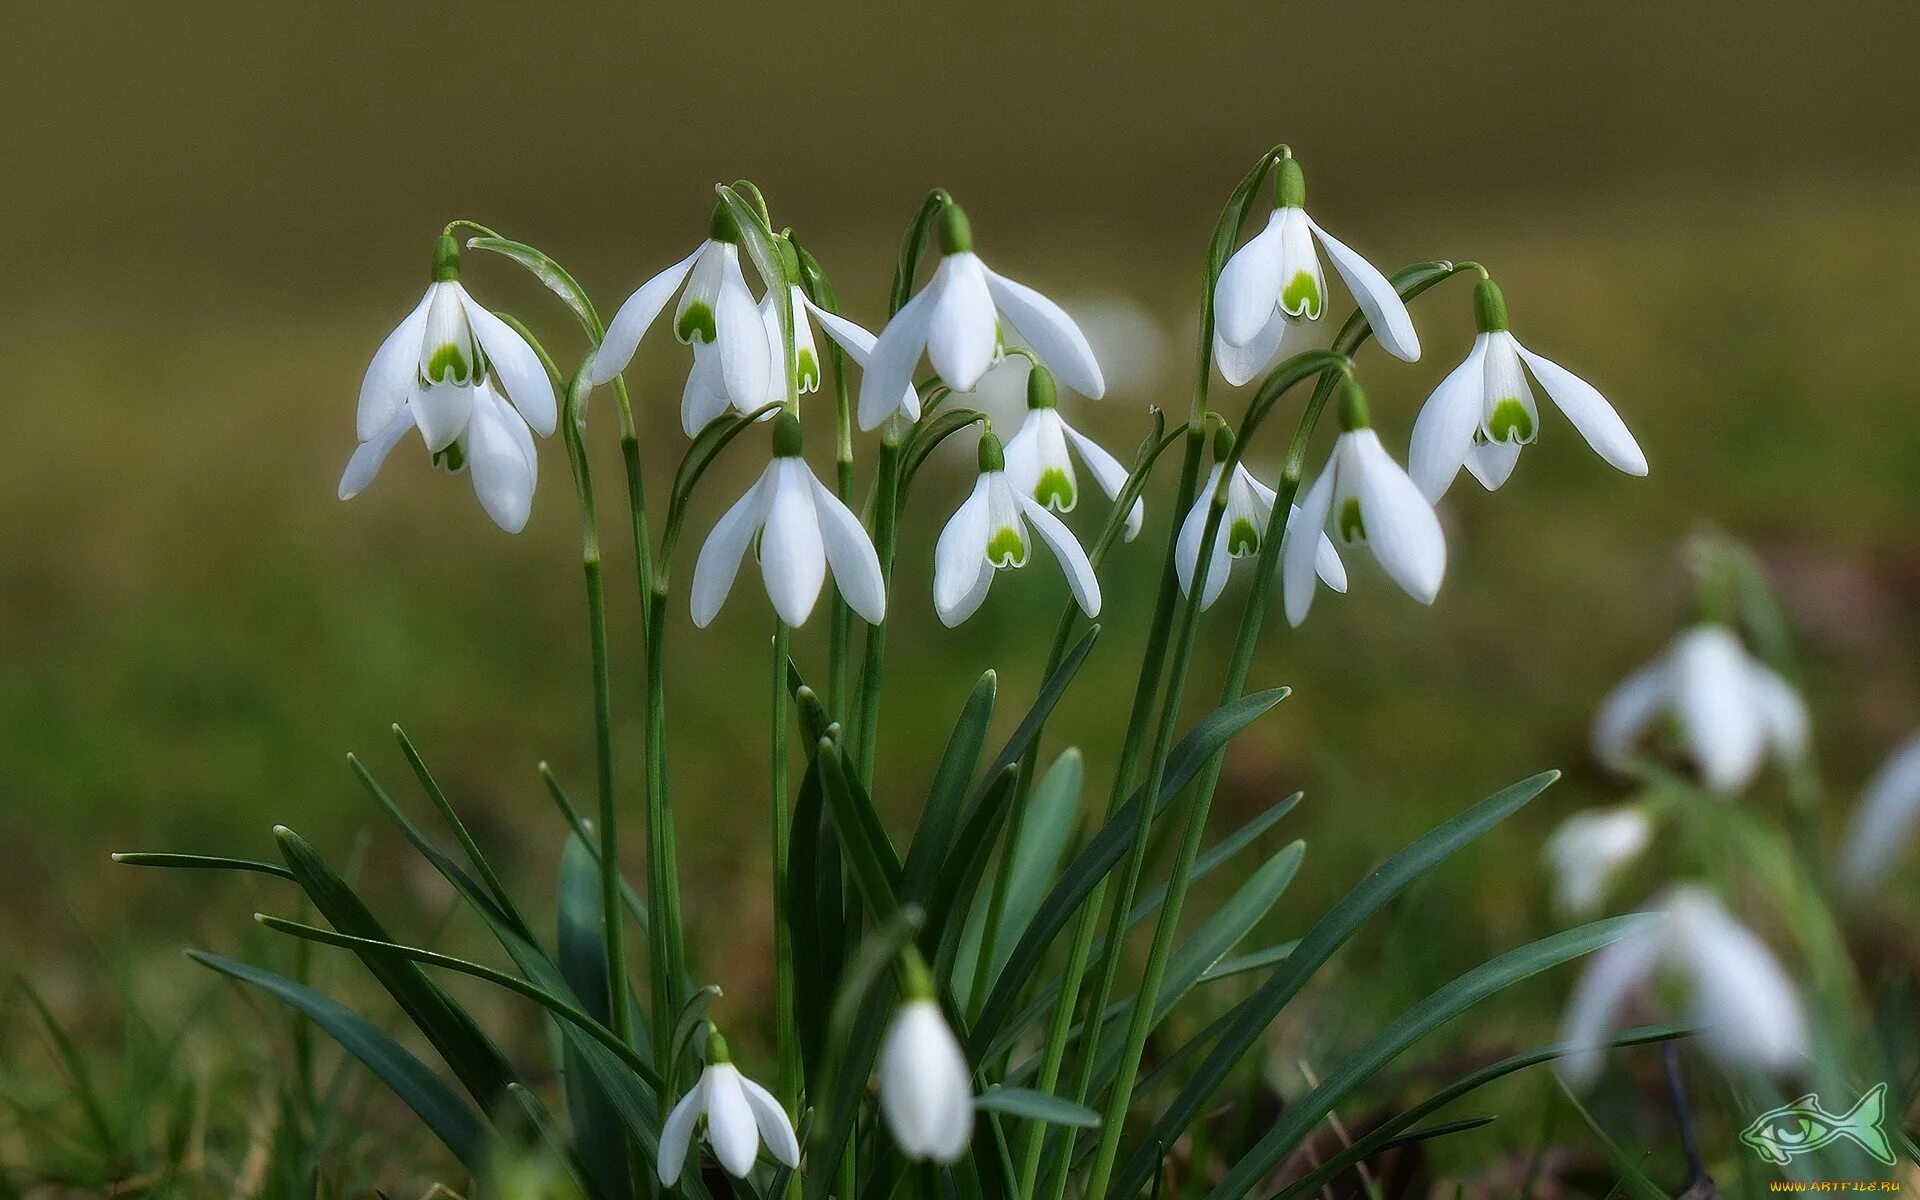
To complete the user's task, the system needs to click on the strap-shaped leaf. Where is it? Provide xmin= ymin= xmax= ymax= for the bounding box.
xmin=818 ymin=738 xmax=905 ymax=921
xmin=557 ymin=831 xmax=632 ymax=1200
xmin=1110 ymin=770 xmax=1559 ymax=1199
xmin=786 ymin=747 xmax=838 ymax=1080
xmin=901 ymin=670 xmax=998 ymax=904
xmin=192 ymin=951 xmax=491 ymax=1172
xmin=110 ymin=852 xmax=293 ymax=880
xmin=952 ymin=749 xmax=1083 ymax=1007
xmin=974 ymin=1087 xmax=1100 ymax=1129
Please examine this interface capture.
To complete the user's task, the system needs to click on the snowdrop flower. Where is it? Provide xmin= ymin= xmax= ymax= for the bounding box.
xmin=1003 ymin=366 xmax=1144 ymax=542
xmin=343 ymin=235 xmax=556 ymax=533
xmin=933 ymin=432 xmax=1101 ymax=627
xmin=1592 ymin=623 xmax=1808 ymax=794
xmin=861 ymin=202 xmax=1104 ymax=430
xmin=1558 ymin=885 xmax=1807 ymax=1089
xmin=658 ymin=1029 xmax=800 ymax=1184
xmin=587 ymin=203 xmax=776 ymax=425
xmin=786 ymin=290 xmax=921 ymax=422
xmin=1282 ymin=381 xmax=1446 ymax=627
xmin=1543 ymin=805 xmax=1653 ymax=916
xmin=690 ymin=413 xmax=885 ymax=628
xmin=879 ymin=968 xmax=973 ymax=1163
xmin=1176 ymin=426 xmax=1346 ymax=611
xmin=1409 ymin=278 xmax=1647 ymax=500
xmin=1838 ymin=732 xmax=1920 ymax=892
xmin=1213 ymin=153 xmax=1419 ymax=383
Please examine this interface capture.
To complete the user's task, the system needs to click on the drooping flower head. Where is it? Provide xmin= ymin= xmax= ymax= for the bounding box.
xmin=1283 ymin=380 xmax=1447 ymax=627
xmin=690 ymin=412 xmax=886 ymax=628
xmin=588 ymin=201 xmax=777 ymax=432
xmin=1003 ymin=365 xmax=1144 ymax=541
xmin=342 ymin=234 xmax=557 ymax=532
xmin=1543 ymin=804 xmax=1654 ymax=916
xmin=1409 ymin=277 xmax=1647 ymax=500
xmin=861 ymin=201 xmax=1105 ymax=430
xmin=1175 ymin=424 xmax=1346 ymax=612
xmin=878 ymin=961 xmax=973 ymax=1163
xmin=658 ymin=1027 xmax=801 ymax=1184
xmin=933 ymin=431 xmax=1101 ymax=627
xmin=1213 ymin=153 xmax=1420 ymax=383
xmin=1591 ymin=623 xmax=1807 ymax=794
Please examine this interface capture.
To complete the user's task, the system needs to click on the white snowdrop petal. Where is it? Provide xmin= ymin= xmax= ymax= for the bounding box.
xmin=1463 ymin=438 xmax=1524 ymax=491
xmin=715 ymin=253 xmax=774 ymax=406
xmin=681 ymin=345 xmax=731 ymax=437
xmin=926 ymin=255 xmax=998 ymax=393
xmin=981 ymin=266 xmax=1106 ymax=398
xmin=1591 ymin=658 xmax=1672 ymax=772
xmin=1306 ymin=216 xmax=1420 ymax=362
xmin=590 ymin=245 xmax=702 ymax=387
xmin=1545 ymin=806 xmax=1653 ymax=915
xmin=1283 ymin=502 xmax=1348 ymax=593
xmin=879 ymin=1001 xmax=973 ymax=1163
xmin=1746 ymin=662 xmax=1810 ymax=762
xmin=657 ymin=1086 xmax=704 ymax=1184
xmin=860 ymin=282 xmax=939 ymax=430
xmin=1174 ymin=466 xmax=1223 ymax=603
xmin=1408 ymin=337 xmax=1488 ymax=501
xmin=1840 ymin=734 xmax=1920 ymax=890
xmin=1212 ymin=308 xmax=1301 ymax=388
xmin=1214 ymin=210 xmax=1288 ymax=348
xmin=411 ymin=381 xmax=477 ymax=454
xmin=703 ymin=1065 xmax=761 ymax=1178
xmin=1348 ymin=432 xmax=1446 ymax=605
xmin=467 ymin=387 xmax=538 ymax=533
xmin=1019 ymin=496 xmax=1102 ymax=617
xmin=809 ymin=474 xmax=887 ymax=625
xmin=358 ymin=287 xmax=434 ymax=440
xmin=1672 ymin=626 xmax=1768 ymax=793
xmin=338 ymin=405 xmax=416 ymax=500
xmin=690 ymin=471 xmax=773 ymax=627
xmin=1514 ymin=343 xmax=1647 ymax=476
xmin=1669 ymin=893 xmax=1807 ymax=1074
xmin=1555 ymin=917 xmax=1667 ymax=1090
xmin=1284 ymin=467 xmax=1336 ymax=627
xmin=802 ymin=294 xmax=879 ymax=361
xmin=760 ymin=463 xmax=828 ymax=627
xmin=738 ymin=1074 xmax=802 ymax=1169
xmin=1062 ymin=423 xmax=1144 ymax=540
xmin=934 ymin=480 xmax=993 ymax=623
xmin=460 ymin=291 xmax=557 ymax=436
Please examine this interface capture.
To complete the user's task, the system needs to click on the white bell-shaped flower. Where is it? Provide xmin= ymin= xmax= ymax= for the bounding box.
xmin=343 ymin=236 xmax=555 ymax=533
xmin=878 ymin=984 xmax=974 ymax=1163
xmin=1175 ymin=429 xmax=1346 ymax=612
xmin=1592 ymin=623 xmax=1808 ymax=795
xmin=861 ymin=203 xmax=1104 ymax=430
xmin=934 ymin=432 xmax=1101 ymax=627
xmin=1282 ymin=382 xmax=1446 ymax=627
xmin=1409 ymin=278 xmax=1646 ymax=500
xmin=1213 ymin=154 xmax=1419 ymax=378
xmin=1558 ymin=885 xmax=1807 ymax=1089
xmin=587 ymin=203 xmax=776 ymax=421
xmin=690 ymin=413 xmax=886 ymax=629
xmin=658 ymin=1030 xmax=801 ymax=1184
xmin=1543 ymin=804 xmax=1654 ymax=916
xmin=1002 ymin=366 xmax=1144 ymax=542
xmin=1837 ymin=732 xmax=1920 ymax=892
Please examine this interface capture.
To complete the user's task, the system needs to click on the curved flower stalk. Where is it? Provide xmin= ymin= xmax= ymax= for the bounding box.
xmin=1282 ymin=380 xmax=1446 ymax=627
xmin=658 ymin=1028 xmax=801 ymax=1184
xmin=587 ymin=202 xmax=776 ymax=424
xmin=1592 ymin=623 xmax=1808 ymax=794
xmin=1176 ymin=425 xmax=1345 ymax=612
xmin=933 ymin=431 xmax=1101 ymax=627
xmin=343 ymin=235 xmax=557 ymax=532
xmin=1213 ymin=152 xmax=1419 ymax=379
xmin=1558 ymin=885 xmax=1807 ymax=1089
xmin=1837 ymin=731 xmax=1920 ymax=891
xmin=690 ymin=413 xmax=885 ymax=628
xmin=878 ymin=966 xmax=974 ymax=1163
xmin=860 ymin=201 xmax=1105 ymax=430
xmin=1003 ymin=365 xmax=1144 ymax=542
xmin=1409 ymin=276 xmax=1647 ymax=499
xmin=1543 ymin=804 xmax=1653 ymax=916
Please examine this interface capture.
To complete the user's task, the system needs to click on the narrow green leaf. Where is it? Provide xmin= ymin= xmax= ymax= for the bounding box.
xmin=900 ymin=407 xmax=990 ymax=495
xmin=818 ymin=738 xmax=904 ymax=921
xmin=987 ymin=749 xmax=1085 ymax=981
xmin=1554 ymin=1078 xmax=1671 ymax=1200
xmin=901 ymin=670 xmax=998 ymax=904
xmin=973 ymin=1087 xmax=1101 ymax=1129
xmin=191 ymin=951 xmax=491 ymax=1171
xmin=466 ymin=237 xmax=603 ymax=338
xmin=670 ymin=985 xmax=723 ymax=1073
xmin=663 ymin=402 xmax=784 ymax=558
xmin=557 ymin=831 xmax=632 ymax=1200
xmin=109 ymin=852 xmax=295 ymax=880
xmin=14 ymin=982 xmax=119 ymax=1158
xmin=786 ymin=748 xmax=837 ymax=1080
xmin=390 ymin=727 xmax=528 ymax=937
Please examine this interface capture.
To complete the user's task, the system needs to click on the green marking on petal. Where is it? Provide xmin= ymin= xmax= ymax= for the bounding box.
xmin=1282 ymin=271 xmax=1322 ymax=320
xmin=986 ymin=526 xmax=1028 ymax=569
xmin=425 ymin=342 xmax=470 ymax=384
xmin=676 ymin=301 xmax=716 ymax=344
xmin=1228 ymin=517 xmax=1261 ymax=557
xmin=1034 ymin=467 xmax=1075 ymax=511
xmin=1487 ymin=398 xmax=1536 ymax=443
xmin=796 ymin=348 xmax=820 ymax=391
xmin=431 ymin=439 xmax=467 ymax=473
xmin=1337 ymin=497 xmax=1366 ymax=543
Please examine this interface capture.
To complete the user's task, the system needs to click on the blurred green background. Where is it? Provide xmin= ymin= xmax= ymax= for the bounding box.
xmin=4 ymin=0 xmax=1919 ymax=1188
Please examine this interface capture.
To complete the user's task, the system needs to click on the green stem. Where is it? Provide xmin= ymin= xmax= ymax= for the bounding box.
xmin=772 ymin=620 xmax=799 ymax=1112
xmin=852 ymin=433 xmax=905 ymax=785
xmin=644 ymin=588 xmax=684 ymax=1083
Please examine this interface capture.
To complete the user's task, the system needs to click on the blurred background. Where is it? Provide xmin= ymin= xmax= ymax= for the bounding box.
xmin=3 ymin=0 xmax=1918 ymax=1190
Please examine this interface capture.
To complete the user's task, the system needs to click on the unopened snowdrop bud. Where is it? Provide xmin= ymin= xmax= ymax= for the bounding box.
xmin=878 ymin=963 xmax=973 ymax=1163
xmin=1543 ymin=804 xmax=1653 ymax=915
xmin=1213 ymin=152 xmax=1419 ymax=380
xmin=689 ymin=413 xmax=885 ymax=628
xmin=1558 ymin=886 xmax=1806 ymax=1089
xmin=933 ymin=430 xmax=1101 ymax=626
xmin=1281 ymin=380 xmax=1445 ymax=626
xmin=1837 ymin=732 xmax=1920 ymax=892
xmin=861 ymin=199 xmax=1105 ymax=429
xmin=1002 ymin=365 xmax=1145 ymax=542
xmin=658 ymin=1027 xmax=801 ymax=1184
xmin=343 ymin=234 xmax=557 ymax=533
xmin=1591 ymin=623 xmax=1807 ymax=794
xmin=1175 ymin=424 xmax=1345 ymax=611
xmin=1409 ymin=275 xmax=1646 ymax=500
